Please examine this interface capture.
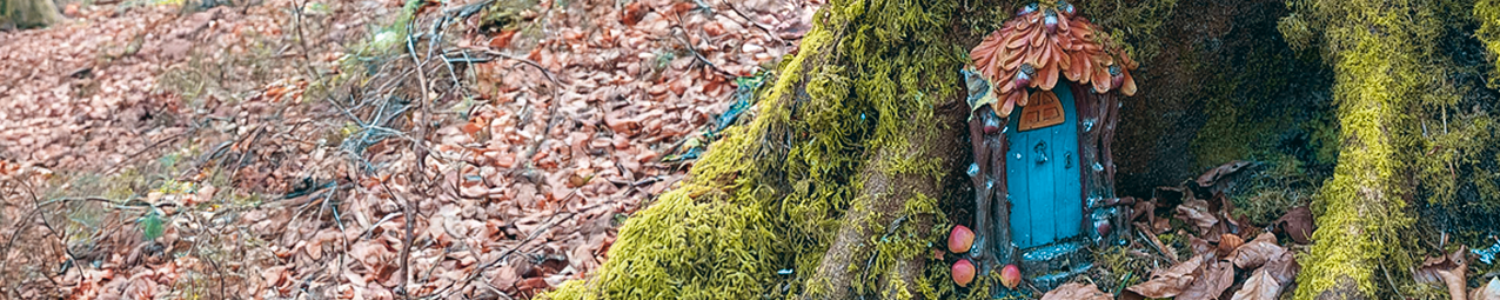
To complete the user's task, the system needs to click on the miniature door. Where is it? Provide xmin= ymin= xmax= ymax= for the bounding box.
xmin=1004 ymin=87 xmax=1084 ymax=249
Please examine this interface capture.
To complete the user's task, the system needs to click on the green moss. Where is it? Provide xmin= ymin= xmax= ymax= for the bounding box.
xmin=1229 ymin=155 xmax=1318 ymax=225
xmin=1074 ymin=0 xmax=1178 ymax=61
xmin=1476 ymin=0 xmax=1500 ymax=89
xmin=1278 ymin=0 xmax=1469 ymax=298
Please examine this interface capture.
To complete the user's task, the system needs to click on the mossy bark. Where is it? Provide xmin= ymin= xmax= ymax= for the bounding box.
xmin=1 ymin=0 xmax=63 ymax=29
xmin=1278 ymin=0 xmax=1457 ymax=298
xmin=543 ymin=0 xmax=986 ymax=299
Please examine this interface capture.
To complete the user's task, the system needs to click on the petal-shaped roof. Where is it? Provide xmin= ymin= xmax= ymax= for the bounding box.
xmin=970 ymin=0 xmax=1138 ymax=116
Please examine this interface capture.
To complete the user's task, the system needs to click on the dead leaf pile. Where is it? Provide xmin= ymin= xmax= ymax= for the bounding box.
xmin=1076 ymin=161 xmax=1307 ymax=300
xmin=1 ymin=0 xmax=819 ymax=299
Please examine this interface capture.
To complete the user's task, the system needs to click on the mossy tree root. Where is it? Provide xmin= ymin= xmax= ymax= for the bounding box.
xmin=802 ymin=93 xmax=968 ymax=300
xmin=542 ymin=0 xmax=976 ymax=299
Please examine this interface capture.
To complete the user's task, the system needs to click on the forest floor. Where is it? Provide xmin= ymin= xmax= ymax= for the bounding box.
xmin=0 ymin=0 xmax=815 ymax=298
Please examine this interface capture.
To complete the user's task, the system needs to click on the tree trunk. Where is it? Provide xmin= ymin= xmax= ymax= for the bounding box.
xmin=1 ymin=0 xmax=63 ymax=29
xmin=543 ymin=1 xmax=985 ymax=299
xmin=1283 ymin=0 xmax=1436 ymax=299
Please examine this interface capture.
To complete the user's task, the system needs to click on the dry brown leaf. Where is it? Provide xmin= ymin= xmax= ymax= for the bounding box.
xmin=1231 ymin=268 xmax=1284 ymax=300
xmin=1042 ymin=282 xmax=1112 ymax=300
xmin=1179 ymin=259 xmax=1234 ymax=300
xmin=1472 ymin=277 xmax=1500 ymax=300
xmin=1275 ymin=206 xmax=1315 ymax=244
xmin=1417 ymin=246 xmax=1469 ymax=300
xmin=1126 ymin=255 xmax=1205 ymax=298
xmin=1176 ymin=198 xmax=1218 ymax=234
xmin=1231 ymin=232 xmax=1286 ymax=269
xmin=1197 ymin=160 xmax=1254 ymax=189
xmin=1218 ymin=233 xmax=1244 ymax=257
xmin=1263 ymin=250 xmax=1300 ymax=285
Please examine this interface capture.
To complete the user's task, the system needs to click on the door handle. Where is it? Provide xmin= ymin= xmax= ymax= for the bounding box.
xmin=1034 ymin=141 xmax=1048 ymax=164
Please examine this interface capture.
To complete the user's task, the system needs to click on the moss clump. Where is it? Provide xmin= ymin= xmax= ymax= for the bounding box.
xmin=1477 ymin=0 xmax=1500 ymax=89
xmin=1074 ymin=0 xmax=1179 ymax=62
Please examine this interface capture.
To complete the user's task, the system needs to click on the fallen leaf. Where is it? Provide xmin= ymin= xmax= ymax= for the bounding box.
xmin=1042 ymin=282 xmax=1112 ymax=300
xmin=620 ymin=2 xmax=648 ymax=26
xmin=1218 ymin=233 xmax=1244 ymax=257
xmin=1126 ymin=255 xmax=1205 ymax=298
xmin=1232 ymin=233 xmax=1286 ymax=269
xmin=489 ymin=30 xmax=518 ymax=49
xmin=1179 ymin=259 xmax=1234 ymax=300
xmin=1263 ymin=250 xmax=1301 ymax=284
xmin=1472 ymin=277 xmax=1500 ymax=300
xmin=1275 ymin=206 xmax=1315 ymax=244
xmin=1231 ymin=268 xmax=1285 ymax=300
xmin=1197 ymin=160 xmax=1254 ymax=189
xmin=1175 ymin=198 xmax=1218 ymax=234
xmin=1417 ymin=246 xmax=1469 ymax=300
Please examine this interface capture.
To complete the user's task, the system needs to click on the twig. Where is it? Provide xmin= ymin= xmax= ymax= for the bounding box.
xmin=0 ymin=195 xmax=119 ymax=276
xmin=379 ymin=176 xmax=417 ymax=299
xmin=475 ymin=50 xmax=560 ymax=86
xmin=668 ymin=26 xmax=736 ymax=78
xmin=449 ymin=200 xmax=617 ymax=297
xmin=290 ymin=0 xmax=325 ymax=83
xmin=720 ymin=0 xmax=787 ymax=46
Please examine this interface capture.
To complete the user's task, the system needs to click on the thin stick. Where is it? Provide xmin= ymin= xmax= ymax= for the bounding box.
xmin=380 ymin=175 xmax=416 ymax=299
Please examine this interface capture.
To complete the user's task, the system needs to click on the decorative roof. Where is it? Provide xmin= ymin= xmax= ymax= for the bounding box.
xmin=969 ymin=0 xmax=1138 ymax=116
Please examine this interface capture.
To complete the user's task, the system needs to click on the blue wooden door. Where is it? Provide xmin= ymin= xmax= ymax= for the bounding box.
xmin=1005 ymin=87 xmax=1083 ymax=249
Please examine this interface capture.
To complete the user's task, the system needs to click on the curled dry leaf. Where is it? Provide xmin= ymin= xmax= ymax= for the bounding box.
xmin=1472 ymin=277 xmax=1500 ymax=300
xmin=1175 ymin=198 xmax=1218 ymax=234
xmin=1041 ymin=282 xmax=1112 ymax=300
xmin=1275 ymin=206 xmax=1315 ymax=244
xmin=1231 ymin=232 xmax=1286 ymax=269
xmin=1126 ymin=255 xmax=1205 ymax=298
xmin=1179 ymin=259 xmax=1235 ymax=300
xmin=1231 ymin=268 xmax=1285 ymax=300
xmin=1196 ymin=160 xmax=1254 ymax=190
xmin=1417 ymin=245 xmax=1469 ymax=300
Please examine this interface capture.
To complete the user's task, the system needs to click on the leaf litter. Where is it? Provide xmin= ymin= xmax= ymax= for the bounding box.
xmin=1 ymin=0 xmax=819 ymax=298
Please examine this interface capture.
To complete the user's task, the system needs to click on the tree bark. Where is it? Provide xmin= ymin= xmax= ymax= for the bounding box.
xmin=1 ymin=0 xmax=63 ymax=29
xmin=803 ymin=96 xmax=968 ymax=300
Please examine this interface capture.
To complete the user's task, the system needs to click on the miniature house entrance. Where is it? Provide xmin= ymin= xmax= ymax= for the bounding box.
xmin=1004 ymin=86 xmax=1083 ymax=249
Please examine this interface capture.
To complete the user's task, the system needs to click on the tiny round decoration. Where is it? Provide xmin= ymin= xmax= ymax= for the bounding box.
xmin=968 ymin=0 xmax=1139 ymax=116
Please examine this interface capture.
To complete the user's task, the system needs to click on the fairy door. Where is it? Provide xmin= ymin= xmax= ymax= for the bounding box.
xmin=1004 ymin=87 xmax=1084 ymax=249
